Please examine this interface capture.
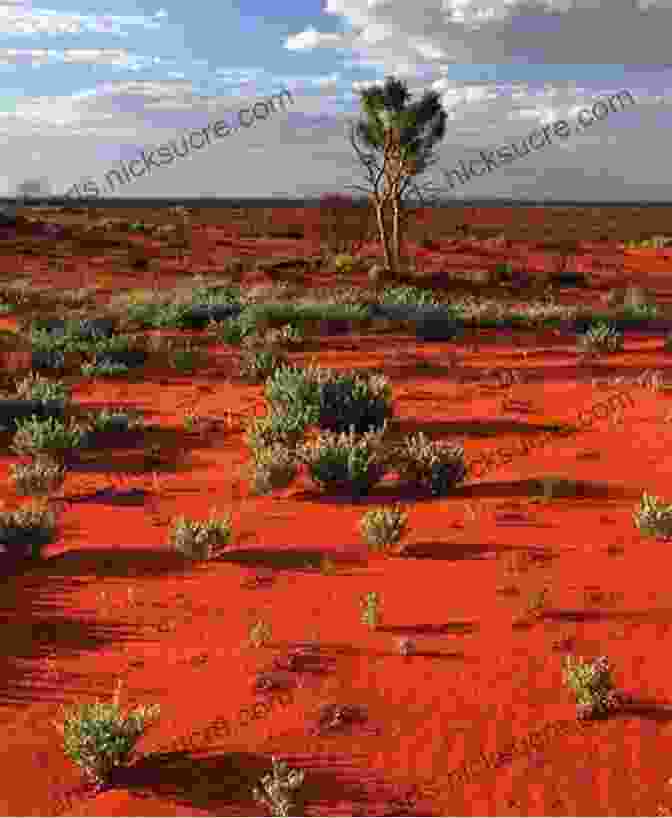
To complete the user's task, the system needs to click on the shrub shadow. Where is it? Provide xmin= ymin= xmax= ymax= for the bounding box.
xmin=215 ymin=547 xmax=369 ymax=573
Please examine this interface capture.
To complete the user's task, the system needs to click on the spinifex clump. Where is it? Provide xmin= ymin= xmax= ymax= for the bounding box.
xmin=562 ymin=654 xmax=620 ymax=720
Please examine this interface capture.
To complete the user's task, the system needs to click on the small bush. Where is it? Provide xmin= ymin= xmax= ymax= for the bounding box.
xmin=14 ymin=371 xmax=71 ymax=404
xmin=52 ymin=680 xmax=160 ymax=791
xmin=332 ymin=253 xmax=356 ymax=274
xmin=169 ymin=508 xmax=232 ymax=560
xmin=379 ymin=285 xmax=441 ymax=308
xmin=248 ymin=618 xmax=273 ymax=649
xmin=264 ymin=362 xmax=323 ymax=423
xmin=358 ymin=504 xmax=408 ymax=554
xmin=577 ymin=322 xmax=624 ymax=356
xmin=9 ymin=459 xmax=66 ymax=497
xmin=11 ymin=415 xmax=90 ymax=460
xmin=81 ymin=358 xmax=130 ymax=378
xmin=297 ymin=423 xmax=391 ymax=497
xmin=239 ymin=348 xmax=289 ymax=382
xmin=244 ymin=409 xmax=309 ymax=453
xmin=253 ymin=756 xmax=306 ymax=817
xmin=208 ymin=312 xmax=258 ymax=346
xmin=0 ymin=498 xmax=58 ymax=557
xmin=169 ymin=340 xmax=202 ymax=373
xmin=247 ymin=444 xmax=299 ymax=495
xmin=316 ymin=370 xmax=393 ymax=435
xmin=393 ymin=432 xmax=467 ymax=496
xmin=360 ymin=591 xmax=381 ymax=629
xmin=562 ymin=654 xmax=620 ymax=720
xmin=633 ymin=492 xmax=672 ymax=540
xmin=89 ymin=408 xmax=144 ymax=433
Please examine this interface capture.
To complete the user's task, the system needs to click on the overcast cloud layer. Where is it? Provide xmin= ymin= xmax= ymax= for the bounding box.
xmin=1 ymin=0 xmax=669 ymax=202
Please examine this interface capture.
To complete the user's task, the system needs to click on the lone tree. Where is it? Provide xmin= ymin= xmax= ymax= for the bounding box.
xmin=345 ymin=75 xmax=448 ymax=276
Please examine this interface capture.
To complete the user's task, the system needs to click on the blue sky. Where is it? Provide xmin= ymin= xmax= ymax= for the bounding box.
xmin=1 ymin=0 xmax=670 ymax=201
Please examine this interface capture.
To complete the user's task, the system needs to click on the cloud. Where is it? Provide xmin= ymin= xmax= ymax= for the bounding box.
xmin=285 ymin=0 xmax=672 ymax=66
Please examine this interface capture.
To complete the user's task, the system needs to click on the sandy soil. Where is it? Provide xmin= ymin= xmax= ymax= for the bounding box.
xmin=1 ymin=207 xmax=672 ymax=816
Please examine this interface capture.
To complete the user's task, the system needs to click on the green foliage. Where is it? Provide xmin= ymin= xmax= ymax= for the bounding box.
xmin=244 ymin=409 xmax=310 ymax=453
xmin=633 ymin=492 xmax=672 ymax=540
xmin=253 ymin=756 xmax=306 ymax=817
xmin=360 ymin=591 xmax=381 ymax=629
xmin=297 ymin=423 xmax=391 ymax=497
xmin=9 ymin=459 xmax=66 ymax=497
xmin=562 ymin=655 xmax=619 ymax=720
xmin=0 ymin=498 xmax=58 ymax=557
xmin=13 ymin=371 xmax=71 ymax=404
xmin=53 ymin=681 xmax=160 ymax=790
xmin=247 ymin=444 xmax=299 ymax=495
xmin=577 ymin=321 xmax=624 ymax=355
xmin=248 ymin=618 xmax=273 ymax=649
xmin=358 ymin=504 xmax=408 ymax=553
xmin=11 ymin=415 xmax=90 ymax=460
xmin=393 ymin=431 xmax=467 ymax=496
xmin=317 ymin=370 xmax=393 ymax=435
xmin=81 ymin=358 xmax=130 ymax=377
xmin=239 ymin=347 xmax=289 ymax=382
xmin=169 ymin=508 xmax=232 ymax=560
xmin=379 ymin=285 xmax=441 ymax=307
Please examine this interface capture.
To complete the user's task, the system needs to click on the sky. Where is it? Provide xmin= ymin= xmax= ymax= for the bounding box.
xmin=0 ymin=0 xmax=670 ymax=203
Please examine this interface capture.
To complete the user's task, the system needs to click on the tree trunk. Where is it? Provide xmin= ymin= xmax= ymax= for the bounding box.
xmin=374 ymin=199 xmax=394 ymax=273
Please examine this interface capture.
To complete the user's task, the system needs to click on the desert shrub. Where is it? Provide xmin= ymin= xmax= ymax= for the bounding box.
xmin=9 ymin=459 xmax=66 ymax=497
xmin=239 ymin=348 xmax=289 ymax=382
xmin=577 ymin=322 xmax=624 ymax=355
xmin=11 ymin=415 xmax=90 ymax=460
xmin=169 ymin=508 xmax=231 ymax=560
xmin=562 ymin=655 xmax=620 ymax=720
xmin=297 ymin=423 xmax=391 ymax=497
xmin=53 ymin=681 xmax=160 ymax=791
xmin=358 ymin=504 xmax=408 ymax=553
xmin=359 ymin=591 xmax=381 ymax=629
xmin=393 ymin=431 xmax=467 ymax=496
xmin=332 ymin=253 xmax=357 ymax=274
xmin=633 ymin=492 xmax=672 ymax=540
xmin=169 ymin=340 xmax=203 ymax=373
xmin=0 ymin=498 xmax=58 ymax=557
xmin=14 ymin=371 xmax=71 ymax=404
xmin=244 ymin=410 xmax=309 ymax=453
xmin=88 ymin=408 xmax=144 ymax=433
xmin=208 ymin=311 xmax=258 ymax=346
xmin=264 ymin=362 xmax=324 ymax=423
xmin=316 ymin=370 xmax=393 ymax=435
xmin=81 ymin=358 xmax=130 ymax=378
xmin=665 ymin=333 xmax=672 ymax=353
xmin=253 ymin=756 xmax=306 ymax=817
xmin=246 ymin=444 xmax=299 ymax=495
xmin=379 ymin=285 xmax=441 ymax=308
xmin=248 ymin=618 xmax=273 ymax=649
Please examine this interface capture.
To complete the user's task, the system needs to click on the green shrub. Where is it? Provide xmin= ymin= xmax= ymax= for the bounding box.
xmin=247 ymin=444 xmax=299 ymax=495
xmin=264 ymin=362 xmax=323 ymax=423
xmin=0 ymin=498 xmax=58 ymax=557
xmin=253 ymin=756 xmax=306 ymax=817
xmin=359 ymin=591 xmax=381 ymax=629
xmin=317 ymin=370 xmax=393 ymax=435
xmin=11 ymin=415 xmax=90 ymax=460
xmin=633 ymin=492 xmax=672 ymax=540
xmin=248 ymin=618 xmax=273 ymax=649
xmin=52 ymin=680 xmax=160 ymax=791
xmin=88 ymin=407 xmax=144 ymax=433
xmin=577 ymin=322 xmax=624 ymax=355
xmin=379 ymin=285 xmax=441 ymax=308
xmin=358 ymin=504 xmax=408 ymax=553
xmin=393 ymin=432 xmax=467 ymax=496
xmin=9 ymin=459 xmax=66 ymax=497
xmin=244 ymin=409 xmax=309 ymax=453
xmin=239 ymin=347 xmax=289 ymax=382
xmin=169 ymin=508 xmax=232 ymax=560
xmin=562 ymin=655 xmax=620 ymax=720
xmin=297 ymin=423 xmax=391 ymax=497
xmin=81 ymin=358 xmax=130 ymax=377
xmin=13 ymin=371 xmax=71 ymax=404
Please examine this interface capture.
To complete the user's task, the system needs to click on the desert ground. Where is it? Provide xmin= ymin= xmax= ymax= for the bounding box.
xmin=0 ymin=203 xmax=672 ymax=816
